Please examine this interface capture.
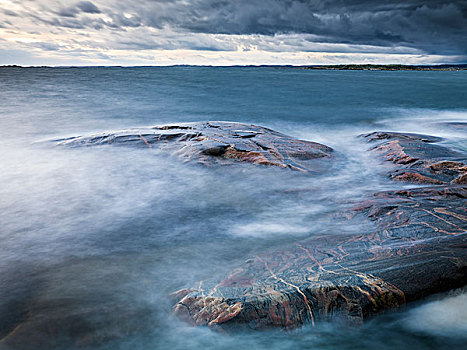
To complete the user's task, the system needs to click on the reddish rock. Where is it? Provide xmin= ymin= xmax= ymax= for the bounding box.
xmin=50 ymin=126 xmax=467 ymax=330
xmin=172 ymin=185 xmax=466 ymax=329
xmin=362 ymin=131 xmax=466 ymax=184
xmin=54 ymin=122 xmax=333 ymax=172
xmin=171 ymin=131 xmax=466 ymax=330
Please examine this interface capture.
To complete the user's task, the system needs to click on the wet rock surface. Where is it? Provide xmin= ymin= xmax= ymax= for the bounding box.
xmin=173 ymin=185 xmax=466 ymax=329
xmin=172 ymin=130 xmax=467 ymax=330
xmin=53 ymin=122 xmax=333 ymax=172
xmin=362 ymin=131 xmax=466 ymax=184
xmin=36 ymin=126 xmax=467 ymax=333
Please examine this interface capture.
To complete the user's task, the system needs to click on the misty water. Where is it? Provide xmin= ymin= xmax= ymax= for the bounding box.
xmin=0 ymin=67 xmax=466 ymax=350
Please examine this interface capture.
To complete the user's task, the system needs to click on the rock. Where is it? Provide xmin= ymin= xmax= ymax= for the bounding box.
xmin=172 ymin=130 xmax=466 ymax=330
xmin=53 ymin=122 xmax=333 ymax=172
xmin=434 ymin=121 xmax=467 ymax=130
xmin=51 ymin=126 xmax=466 ymax=330
xmin=363 ymin=131 xmax=443 ymax=143
xmin=362 ymin=131 xmax=466 ymax=184
xmin=172 ymin=185 xmax=467 ymax=329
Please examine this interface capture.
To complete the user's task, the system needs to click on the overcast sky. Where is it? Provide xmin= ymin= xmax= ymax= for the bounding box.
xmin=0 ymin=0 xmax=466 ymax=66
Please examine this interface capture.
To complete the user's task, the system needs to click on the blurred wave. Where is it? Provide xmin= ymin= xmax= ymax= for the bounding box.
xmin=0 ymin=67 xmax=466 ymax=349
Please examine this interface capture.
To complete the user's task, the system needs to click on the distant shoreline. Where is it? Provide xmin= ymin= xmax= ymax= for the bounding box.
xmin=298 ymin=64 xmax=467 ymax=71
xmin=1 ymin=64 xmax=466 ymax=71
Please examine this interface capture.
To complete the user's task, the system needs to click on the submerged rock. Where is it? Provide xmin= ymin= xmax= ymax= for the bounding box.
xmin=53 ymin=122 xmax=333 ymax=172
xmin=362 ymin=131 xmax=466 ymax=184
xmin=172 ymin=185 xmax=467 ymax=329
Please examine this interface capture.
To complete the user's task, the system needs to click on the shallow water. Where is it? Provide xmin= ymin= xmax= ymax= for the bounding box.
xmin=0 ymin=67 xmax=466 ymax=349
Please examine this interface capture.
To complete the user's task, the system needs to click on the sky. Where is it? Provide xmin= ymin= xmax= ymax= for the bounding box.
xmin=0 ymin=0 xmax=466 ymax=66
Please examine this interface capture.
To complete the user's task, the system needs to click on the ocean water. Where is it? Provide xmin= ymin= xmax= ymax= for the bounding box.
xmin=0 ymin=67 xmax=466 ymax=350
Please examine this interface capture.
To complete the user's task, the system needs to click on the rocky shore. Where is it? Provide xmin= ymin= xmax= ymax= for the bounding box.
xmin=162 ymin=125 xmax=464 ymax=329
xmin=53 ymin=122 xmax=466 ymax=330
xmin=50 ymin=122 xmax=467 ymax=328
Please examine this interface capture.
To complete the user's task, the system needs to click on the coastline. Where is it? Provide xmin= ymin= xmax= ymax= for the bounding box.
xmin=1 ymin=64 xmax=466 ymax=71
xmin=299 ymin=64 xmax=467 ymax=71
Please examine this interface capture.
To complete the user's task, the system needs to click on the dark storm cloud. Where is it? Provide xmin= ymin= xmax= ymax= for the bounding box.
xmin=57 ymin=1 xmax=101 ymax=18
xmin=76 ymin=1 xmax=101 ymax=14
xmin=9 ymin=0 xmax=467 ymax=57
xmin=29 ymin=13 xmax=101 ymax=30
xmin=122 ymin=0 xmax=466 ymax=55
xmin=113 ymin=34 xmax=238 ymax=52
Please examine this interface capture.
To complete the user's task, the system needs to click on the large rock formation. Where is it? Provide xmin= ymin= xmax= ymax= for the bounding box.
xmin=362 ymin=131 xmax=466 ymax=184
xmin=172 ymin=185 xmax=466 ymax=329
xmin=47 ymin=125 xmax=467 ymax=331
xmin=54 ymin=122 xmax=333 ymax=172
xmin=172 ymin=130 xmax=467 ymax=330
xmin=1 ymin=122 xmax=334 ymax=347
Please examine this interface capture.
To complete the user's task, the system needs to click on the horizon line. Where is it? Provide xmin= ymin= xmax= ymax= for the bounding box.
xmin=1 ymin=63 xmax=467 ymax=69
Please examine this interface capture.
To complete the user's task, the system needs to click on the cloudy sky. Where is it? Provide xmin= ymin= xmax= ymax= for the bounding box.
xmin=0 ymin=0 xmax=466 ymax=66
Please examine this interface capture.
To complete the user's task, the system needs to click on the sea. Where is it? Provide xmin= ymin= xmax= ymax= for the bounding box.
xmin=0 ymin=66 xmax=466 ymax=350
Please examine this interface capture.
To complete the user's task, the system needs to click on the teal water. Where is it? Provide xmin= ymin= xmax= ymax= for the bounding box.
xmin=0 ymin=67 xmax=466 ymax=349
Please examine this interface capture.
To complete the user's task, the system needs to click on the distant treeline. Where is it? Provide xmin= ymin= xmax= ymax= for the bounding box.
xmin=1 ymin=64 xmax=466 ymax=70
xmin=300 ymin=64 xmax=467 ymax=71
